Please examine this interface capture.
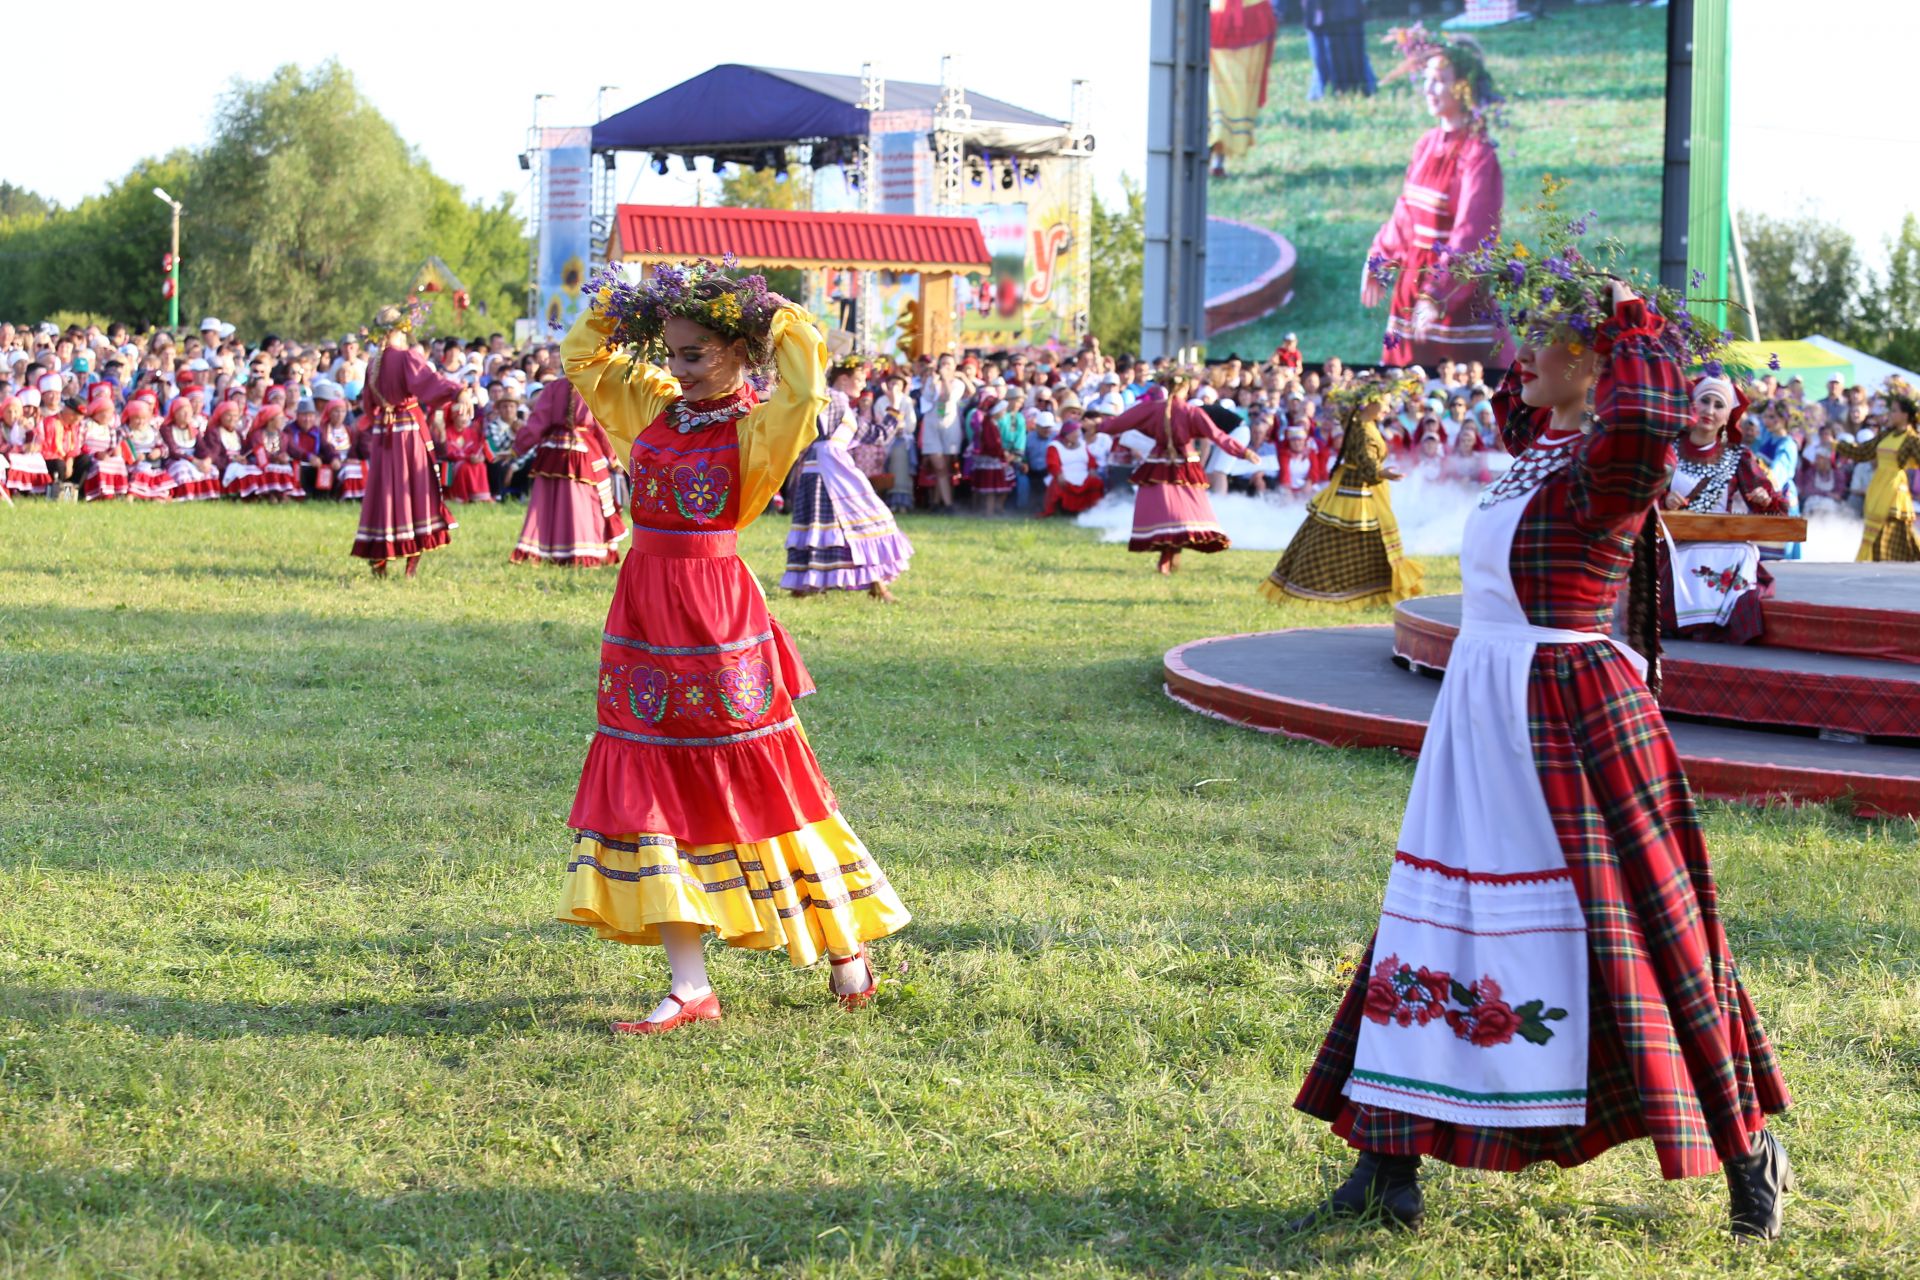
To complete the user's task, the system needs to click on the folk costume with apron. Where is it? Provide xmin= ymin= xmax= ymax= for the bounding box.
xmin=1660 ymin=386 xmax=1785 ymax=644
xmin=1296 ymin=301 xmax=1788 ymax=1180
xmin=553 ymin=302 xmax=910 ymax=965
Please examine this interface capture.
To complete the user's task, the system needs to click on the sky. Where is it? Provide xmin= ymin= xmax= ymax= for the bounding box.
xmin=5 ymin=1 xmax=1910 ymax=257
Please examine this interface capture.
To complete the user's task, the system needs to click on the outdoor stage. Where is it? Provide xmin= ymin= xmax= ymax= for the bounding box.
xmin=1164 ymin=563 xmax=1920 ymax=818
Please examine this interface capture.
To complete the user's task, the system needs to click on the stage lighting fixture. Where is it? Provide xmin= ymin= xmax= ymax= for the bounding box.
xmin=1000 ymin=164 xmax=1015 ymax=191
xmin=653 ymin=155 xmax=669 ymax=175
xmin=1020 ymin=162 xmax=1039 ymax=186
xmin=1082 ymin=135 xmax=1096 ymax=152
xmin=967 ymin=159 xmax=985 ymax=188
xmin=517 ymin=153 xmax=530 ymax=171
xmin=604 ymin=152 xmax=616 ymax=170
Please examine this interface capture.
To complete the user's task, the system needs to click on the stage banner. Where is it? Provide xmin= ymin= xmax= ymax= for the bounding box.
xmin=871 ymin=109 xmax=934 ymax=216
xmin=538 ymin=127 xmax=593 ymax=332
xmin=961 ymin=203 xmax=1029 ymax=335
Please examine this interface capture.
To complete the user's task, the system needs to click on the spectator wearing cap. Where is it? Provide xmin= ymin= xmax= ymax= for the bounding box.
xmin=284 ymin=395 xmax=332 ymax=493
xmin=1817 ymin=376 xmax=1847 ymax=427
xmin=1273 ymin=333 xmax=1303 ymax=373
xmin=1021 ymin=409 xmax=1060 ymax=509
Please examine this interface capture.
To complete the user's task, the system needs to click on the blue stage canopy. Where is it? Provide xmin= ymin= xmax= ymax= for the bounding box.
xmin=592 ymin=64 xmax=1065 ymax=158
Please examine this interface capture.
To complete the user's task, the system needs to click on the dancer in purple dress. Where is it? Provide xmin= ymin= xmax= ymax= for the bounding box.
xmin=781 ymin=365 xmax=914 ymax=602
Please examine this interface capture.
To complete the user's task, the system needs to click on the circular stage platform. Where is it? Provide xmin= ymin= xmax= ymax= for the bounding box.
xmin=1163 ymin=563 xmax=1920 ymax=818
xmin=1204 ymin=216 xmax=1296 ymax=338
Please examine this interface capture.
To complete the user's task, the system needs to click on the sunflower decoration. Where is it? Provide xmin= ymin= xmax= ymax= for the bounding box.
xmin=1445 ymin=177 xmax=1765 ymax=378
xmin=561 ymin=256 xmax=586 ymax=294
xmin=583 ymin=255 xmax=786 ymax=373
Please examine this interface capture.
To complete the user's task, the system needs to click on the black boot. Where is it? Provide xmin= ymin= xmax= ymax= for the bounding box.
xmin=1726 ymin=1129 xmax=1793 ymax=1242
xmin=1284 ymin=1152 xmax=1424 ymax=1232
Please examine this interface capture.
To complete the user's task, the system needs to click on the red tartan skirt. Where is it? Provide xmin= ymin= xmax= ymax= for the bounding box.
xmin=569 ymin=530 xmax=832 ymax=846
xmin=1296 ymin=641 xmax=1789 ymax=1180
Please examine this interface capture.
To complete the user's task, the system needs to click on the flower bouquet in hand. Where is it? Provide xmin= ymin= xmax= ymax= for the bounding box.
xmin=582 ymin=255 xmax=788 ymax=373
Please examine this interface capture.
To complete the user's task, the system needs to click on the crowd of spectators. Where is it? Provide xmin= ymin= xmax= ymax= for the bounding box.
xmin=4 ymin=314 xmax=1913 ymax=522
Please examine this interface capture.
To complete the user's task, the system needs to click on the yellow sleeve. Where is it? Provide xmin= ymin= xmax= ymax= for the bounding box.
xmin=735 ymin=305 xmax=829 ymax=527
xmin=560 ymin=302 xmax=681 ymax=456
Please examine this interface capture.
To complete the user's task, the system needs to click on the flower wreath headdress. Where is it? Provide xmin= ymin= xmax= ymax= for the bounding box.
xmin=1441 ymin=177 xmax=1770 ymax=377
xmin=583 ymin=255 xmax=785 ymax=376
xmin=1385 ymin=23 xmax=1504 ymax=131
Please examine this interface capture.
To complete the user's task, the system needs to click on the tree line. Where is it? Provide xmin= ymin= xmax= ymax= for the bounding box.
xmin=1742 ymin=210 xmax=1919 ymax=371
xmin=0 ymin=62 xmax=528 ymax=339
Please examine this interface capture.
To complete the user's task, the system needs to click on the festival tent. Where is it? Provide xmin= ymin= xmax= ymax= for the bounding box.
xmin=592 ymin=65 xmax=1073 ymax=164
xmin=1800 ymin=334 xmax=1920 ymax=390
xmin=1722 ymin=339 xmax=1852 ymax=389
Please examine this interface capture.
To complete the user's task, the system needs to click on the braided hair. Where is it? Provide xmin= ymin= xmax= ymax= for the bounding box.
xmin=1625 ymin=510 xmax=1664 ymax=698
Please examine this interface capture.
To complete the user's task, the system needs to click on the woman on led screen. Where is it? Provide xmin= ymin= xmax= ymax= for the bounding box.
xmin=1363 ymin=26 xmax=1514 ymax=370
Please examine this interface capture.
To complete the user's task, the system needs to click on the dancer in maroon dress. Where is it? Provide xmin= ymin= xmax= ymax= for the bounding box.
xmin=352 ymin=304 xmax=464 ymax=578
xmin=510 ymin=379 xmax=628 ymax=567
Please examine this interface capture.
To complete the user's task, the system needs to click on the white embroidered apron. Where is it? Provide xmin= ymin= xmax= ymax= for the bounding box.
xmin=1346 ymin=455 xmax=1644 ymax=1128
xmin=1662 ymin=466 xmax=1760 ymax=629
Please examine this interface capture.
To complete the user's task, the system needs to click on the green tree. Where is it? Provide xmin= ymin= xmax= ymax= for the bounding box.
xmin=1090 ymin=175 xmax=1144 ymax=355
xmin=188 ymin=61 xmax=428 ymax=339
xmin=416 ymin=173 xmax=530 ymax=334
xmin=718 ymin=162 xmax=808 ymax=300
xmin=0 ymin=154 xmax=194 ymax=327
xmin=1853 ymin=213 xmax=1920 ymax=373
xmin=0 ymin=183 xmax=54 ymax=222
xmin=1740 ymin=210 xmax=1863 ymax=340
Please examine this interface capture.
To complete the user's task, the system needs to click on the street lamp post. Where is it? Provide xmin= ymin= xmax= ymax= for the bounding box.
xmin=153 ymin=187 xmax=183 ymax=330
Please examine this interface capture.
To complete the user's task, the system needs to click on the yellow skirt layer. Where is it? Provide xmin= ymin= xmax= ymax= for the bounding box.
xmin=1209 ymin=42 xmax=1270 ymax=159
xmin=556 ymin=810 xmax=911 ymax=966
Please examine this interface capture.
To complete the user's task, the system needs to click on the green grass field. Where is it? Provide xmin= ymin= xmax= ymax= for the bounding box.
xmin=3 ymin=501 xmax=1918 ymax=1279
xmin=1208 ymin=3 xmax=1666 ymax=363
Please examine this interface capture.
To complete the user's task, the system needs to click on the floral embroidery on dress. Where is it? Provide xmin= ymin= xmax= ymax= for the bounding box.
xmin=714 ymin=658 xmax=776 ymax=721
xmin=1362 ymin=954 xmax=1567 ymax=1047
xmin=1691 ymin=563 xmax=1750 ymax=594
xmin=629 ymin=463 xmax=671 ymax=516
xmin=670 ymin=458 xmax=732 ymax=522
xmin=626 ymin=667 xmax=672 ymax=724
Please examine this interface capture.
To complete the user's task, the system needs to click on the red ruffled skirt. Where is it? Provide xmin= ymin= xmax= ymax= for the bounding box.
xmin=568 ymin=532 xmax=830 ymax=846
xmin=1127 ymin=461 xmax=1230 ymax=553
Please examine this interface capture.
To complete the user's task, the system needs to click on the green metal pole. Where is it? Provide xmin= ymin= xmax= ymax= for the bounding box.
xmin=168 ymin=205 xmax=180 ymax=330
xmin=1686 ymin=0 xmax=1732 ymax=328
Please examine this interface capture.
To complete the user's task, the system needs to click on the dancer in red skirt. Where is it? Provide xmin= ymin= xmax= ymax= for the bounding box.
xmin=1290 ymin=271 xmax=1793 ymax=1241
xmin=510 ymin=380 xmax=628 ymax=567
xmin=1093 ymin=368 xmax=1250 ymax=574
xmin=352 ymin=304 xmax=464 ymax=578
xmin=555 ymin=260 xmax=910 ymax=1032
xmin=1035 ymin=414 xmax=1105 ymax=517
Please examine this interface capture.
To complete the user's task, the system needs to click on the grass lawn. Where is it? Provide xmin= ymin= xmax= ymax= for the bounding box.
xmin=2 ymin=500 xmax=1917 ymax=1279
xmin=1208 ymin=3 xmax=1666 ymax=363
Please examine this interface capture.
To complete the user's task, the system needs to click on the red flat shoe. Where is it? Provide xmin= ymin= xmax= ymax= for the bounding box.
xmin=829 ymin=950 xmax=876 ymax=1008
xmin=610 ymin=989 xmax=721 ymax=1036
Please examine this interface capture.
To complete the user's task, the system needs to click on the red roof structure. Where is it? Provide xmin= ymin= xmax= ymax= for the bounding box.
xmin=613 ymin=205 xmax=990 ymax=273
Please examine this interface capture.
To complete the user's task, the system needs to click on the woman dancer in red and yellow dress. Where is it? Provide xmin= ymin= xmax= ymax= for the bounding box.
xmin=556 ymin=260 xmax=910 ymax=1033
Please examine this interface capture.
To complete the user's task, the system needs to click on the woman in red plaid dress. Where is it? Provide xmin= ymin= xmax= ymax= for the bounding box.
xmin=1291 ymin=281 xmax=1793 ymax=1241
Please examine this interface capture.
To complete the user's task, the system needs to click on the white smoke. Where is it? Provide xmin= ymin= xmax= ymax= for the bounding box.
xmin=1076 ymin=481 xmax=1870 ymax=561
